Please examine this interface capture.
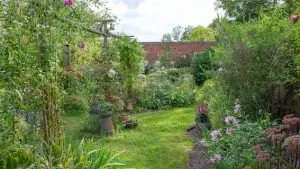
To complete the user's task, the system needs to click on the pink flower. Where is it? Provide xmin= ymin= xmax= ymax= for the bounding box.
xmin=290 ymin=14 xmax=299 ymax=24
xmin=210 ymin=154 xmax=222 ymax=163
xmin=210 ymin=129 xmax=222 ymax=141
xmin=232 ymin=118 xmax=239 ymax=126
xmin=78 ymin=41 xmax=86 ymax=49
xmin=64 ymin=0 xmax=73 ymax=7
xmin=234 ymin=104 xmax=240 ymax=113
xmin=226 ymin=128 xmax=233 ymax=135
xmin=214 ymin=154 xmax=222 ymax=161
xmin=210 ymin=131 xmax=217 ymax=141
xmin=225 ymin=116 xmax=232 ymax=123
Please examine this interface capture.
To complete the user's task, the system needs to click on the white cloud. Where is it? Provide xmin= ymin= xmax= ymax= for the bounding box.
xmin=108 ymin=0 xmax=222 ymax=41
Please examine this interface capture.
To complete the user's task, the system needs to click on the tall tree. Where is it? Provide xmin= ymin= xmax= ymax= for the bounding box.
xmin=161 ymin=25 xmax=193 ymax=42
xmin=184 ymin=26 xmax=215 ymax=41
xmin=216 ymin=0 xmax=276 ymax=22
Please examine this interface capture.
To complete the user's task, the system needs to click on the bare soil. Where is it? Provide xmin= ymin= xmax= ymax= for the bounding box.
xmin=186 ymin=124 xmax=214 ymax=169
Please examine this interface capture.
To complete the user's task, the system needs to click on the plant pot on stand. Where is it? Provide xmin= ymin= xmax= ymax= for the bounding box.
xmin=101 ymin=107 xmax=114 ymax=135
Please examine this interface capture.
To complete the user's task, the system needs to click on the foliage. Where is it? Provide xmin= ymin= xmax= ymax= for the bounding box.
xmin=63 ymin=95 xmax=89 ymax=115
xmin=139 ymin=68 xmax=195 ymax=110
xmin=36 ymin=137 xmax=124 ymax=169
xmin=162 ymin=25 xmax=215 ymax=42
xmin=215 ymin=0 xmax=275 ymax=22
xmin=196 ymin=79 xmax=234 ymax=129
xmin=113 ymin=36 xmax=145 ymax=101
xmin=250 ymin=114 xmax=300 ymax=169
xmin=185 ymin=26 xmax=215 ymax=41
xmin=191 ymin=49 xmax=214 ymax=85
xmin=161 ymin=25 xmax=193 ymax=42
xmin=204 ymin=105 xmax=271 ymax=169
xmin=214 ymin=9 xmax=300 ymax=118
xmin=65 ymin=107 xmax=195 ymax=169
xmin=0 ymin=0 xmax=124 ymax=168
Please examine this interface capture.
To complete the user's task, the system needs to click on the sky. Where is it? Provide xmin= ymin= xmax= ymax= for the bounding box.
xmin=107 ymin=0 xmax=223 ymax=42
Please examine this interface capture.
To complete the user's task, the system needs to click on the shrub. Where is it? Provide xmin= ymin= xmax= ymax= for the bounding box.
xmin=138 ymin=69 xmax=195 ymax=110
xmin=204 ymin=105 xmax=270 ymax=169
xmin=191 ymin=49 xmax=214 ymax=85
xmin=63 ymin=95 xmax=89 ymax=115
xmin=214 ymin=9 xmax=299 ymax=118
xmin=196 ymin=79 xmax=234 ymax=129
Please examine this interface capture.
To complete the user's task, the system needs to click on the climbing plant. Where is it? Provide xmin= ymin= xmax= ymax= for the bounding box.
xmin=113 ymin=36 xmax=145 ymax=102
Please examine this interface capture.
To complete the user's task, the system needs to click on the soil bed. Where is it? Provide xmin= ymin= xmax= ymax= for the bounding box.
xmin=187 ymin=125 xmax=214 ymax=169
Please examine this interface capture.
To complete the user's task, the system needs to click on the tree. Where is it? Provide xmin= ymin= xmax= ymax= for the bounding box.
xmin=185 ymin=26 xmax=215 ymax=41
xmin=161 ymin=25 xmax=193 ymax=42
xmin=215 ymin=0 xmax=275 ymax=22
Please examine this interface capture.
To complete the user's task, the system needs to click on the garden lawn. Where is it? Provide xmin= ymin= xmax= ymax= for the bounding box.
xmin=63 ymin=107 xmax=195 ymax=169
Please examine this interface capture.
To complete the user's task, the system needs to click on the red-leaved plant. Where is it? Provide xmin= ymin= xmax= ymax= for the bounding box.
xmin=251 ymin=114 xmax=300 ymax=169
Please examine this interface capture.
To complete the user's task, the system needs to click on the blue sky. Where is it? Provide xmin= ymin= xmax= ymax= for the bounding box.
xmin=107 ymin=0 xmax=222 ymax=42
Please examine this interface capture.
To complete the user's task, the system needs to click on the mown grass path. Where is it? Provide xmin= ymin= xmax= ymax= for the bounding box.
xmin=64 ymin=107 xmax=195 ymax=169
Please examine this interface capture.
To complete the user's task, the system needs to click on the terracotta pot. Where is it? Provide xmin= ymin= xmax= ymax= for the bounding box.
xmin=127 ymin=103 xmax=134 ymax=110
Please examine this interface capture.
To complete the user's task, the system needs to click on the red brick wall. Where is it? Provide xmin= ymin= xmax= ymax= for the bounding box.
xmin=141 ymin=41 xmax=214 ymax=65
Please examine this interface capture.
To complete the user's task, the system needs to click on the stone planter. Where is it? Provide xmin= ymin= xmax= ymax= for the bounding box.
xmin=102 ymin=116 xmax=114 ymax=135
xmin=101 ymin=110 xmax=114 ymax=135
xmin=101 ymin=110 xmax=113 ymax=118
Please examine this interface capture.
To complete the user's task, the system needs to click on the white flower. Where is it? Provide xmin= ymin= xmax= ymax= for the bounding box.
xmin=108 ymin=69 xmax=116 ymax=77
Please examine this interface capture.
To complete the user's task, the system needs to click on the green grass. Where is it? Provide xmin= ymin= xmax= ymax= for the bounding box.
xmin=63 ymin=107 xmax=195 ymax=169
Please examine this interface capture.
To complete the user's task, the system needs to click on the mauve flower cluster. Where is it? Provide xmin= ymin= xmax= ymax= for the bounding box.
xmin=290 ymin=14 xmax=299 ymax=24
xmin=225 ymin=115 xmax=239 ymax=126
xmin=210 ymin=154 xmax=222 ymax=163
xmin=226 ymin=128 xmax=233 ymax=135
xmin=250 ymin=144 xmax=269 ymax=164
xmin=210 ymin=129 xmax=222 ymax=141
xmin=234 ymin=103 xmax=240 ymax=114
xmin=250 ymin=114 xmax=300 ymax=166
xmin=64 ymin=0 xmax=73 ymax=7
xmin=282 ymin=135 xmax=300 ymax=154
xmin=282 ymin=114 xmax=300 ymax=134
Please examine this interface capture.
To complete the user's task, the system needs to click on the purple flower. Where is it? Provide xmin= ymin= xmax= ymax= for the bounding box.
xmin=226 ymin=128 xmax=233 ymax=135
xmin=234 ymin=104 xmax=240 ymax=113
xmin=232 ymin=118 xmax=239 ymax=126
xmin=225 ymin=115 xmax=232 ymax=123
xmin=64 ymin=0 xmax=73 ymax=7
xmin=210 ymin=154 xmax=222 ymax=163
xmin=290 ymin=14 xmax=299 ymax=24
xmin=210 ymin=129 xmax=222 ymax=141
xmin=214 ymin=154 xmax=222 ymax=161
xmin=210 ymin=131 xmax=218 ymax=141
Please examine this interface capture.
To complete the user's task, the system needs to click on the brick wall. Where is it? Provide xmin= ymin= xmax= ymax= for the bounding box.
xmin=141 ymin=41 xmax=215 ymax=65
